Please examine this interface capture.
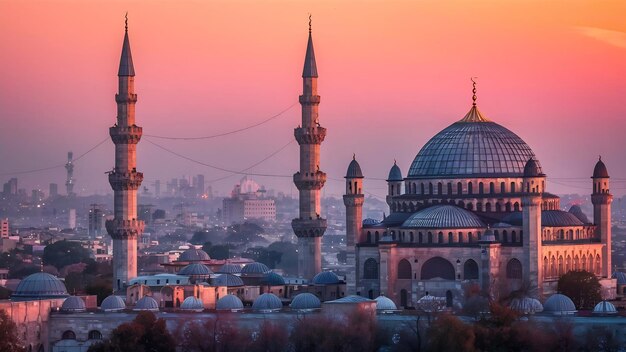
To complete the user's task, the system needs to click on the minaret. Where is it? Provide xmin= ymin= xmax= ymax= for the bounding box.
xmin=344 ymin=155 xmax=364 ymax=294
xmin=292 ymin=17 xmax=327 ymax=279
xmin=65 ymin=151 xmax=75 ymax=196
xmin=386 ymin=160 xmax=403 ymax=206
xmin=592 ymin=157 xmax=612 ymax=277
xmin=105 ymin=16 xmax=144 ymax=292
xmin=521 ymin=158 xmax=544 ymax=297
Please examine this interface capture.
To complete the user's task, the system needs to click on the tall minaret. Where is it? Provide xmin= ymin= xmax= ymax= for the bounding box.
xmin=344 ymin=155 xmax=364 ymax=294
xmin=521 ymin=158 xmax=544 ymax=298
xmin=592 ymin=157 xmax=612 ymax=277
xmin=292 ymin=17 xmax=327 ymax=279
xmin=105 ymin=16 xmax=145 ymax=292
xmin=65 ymin=151 xmax=75 ymax=196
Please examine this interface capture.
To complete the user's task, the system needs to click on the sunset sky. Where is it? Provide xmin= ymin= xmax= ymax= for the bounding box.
xmin=1 ymin=0 xmax=626 ymax=200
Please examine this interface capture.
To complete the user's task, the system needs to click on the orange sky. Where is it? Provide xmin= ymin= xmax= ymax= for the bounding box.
xmin=1 ymin=0 xmax=626 ymax=200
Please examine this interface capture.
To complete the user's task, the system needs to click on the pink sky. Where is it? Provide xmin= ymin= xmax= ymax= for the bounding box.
xmin=1 ymin=0 xmax=626 ymax=200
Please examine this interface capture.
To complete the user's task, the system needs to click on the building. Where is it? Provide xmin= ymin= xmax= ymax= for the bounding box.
xmin=222 ymin=177 xmax=276 ymax=224
xmin=65 ymin=152 xmax=75 ymax=197
xmin=1 ymin=218 xmax=9 ymax=238
xmin=49 ymin=183 xmax=58 ymax=198
xmin=3 ymin=177 xmax=17 ymax=196
xmin=346 ymin=88 xmax=615 ymax=307
xmin=88 ymin=204 xmax=106 ymax=237
xmin=68 ymin=209 xmax=76 ymax=230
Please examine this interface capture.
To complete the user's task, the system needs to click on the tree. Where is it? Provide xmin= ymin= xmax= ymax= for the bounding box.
xmin=179 ymin=314 xmax=248 ymax=352
xmin=557 ymin=270 xmax=601 ymax=310
xmin=43 ymin=240 xmax=94 ymax=270
xmin=425 ymin=314 xmax=475 ymax=352
xmin=0 ymin=310 xmax=25 ymax=352
xmin=208 ymin=244 xmax=230 ymax=260
xmin=267 ymin=241 xmax=298 ymax=275
xmin=247 ymin=321 xmax=289 ymax=352
xmin=88 ymin=311 xmax=175 ymax=352
xmin=85 ymin=277 xmax=112 ymax=305
xmin=152 ymin=209 xmax=166 ymax=220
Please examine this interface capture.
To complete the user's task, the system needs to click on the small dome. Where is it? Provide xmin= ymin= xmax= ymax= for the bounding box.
xmin=480 ymin=228 xmax=496 ymax=243
xmin=101 ymin=295 xmax=126 ymax=312
xmin=261 ymin=272 xmax=285 ymax=286
xmin=523 ymin=158 xmax=543 ymax=177
xmin=178 ymin=248 xmax=210 ymax=262
xmin=387 ymin=161 xmax=403 ymax=181
xmin=509 ymin=297 xmax=543 ymax=315
xmin=346 ymin=157 xmax=364 ymax=178
xmin=593 ymin=158 xmax=609 ymax=178
xmin=61 ymin=296 xmax=86 ymax=312
xmin=312 ymin=271 xmax=341 ymax=285
xmin=217 ymin=263 xmax=242 ymax=274
xmin=179 ymin=263 xmax=213 ymax=277
xmin=212 ymin=273 xmax=244 ymax=287
xmin=592 ymin=301 xmax=617 ymax=315
xmin=290 ymin=293 xmax=321 ymax=310
xmin=612 ymin=272 xmax=626 ymax=284
xmin=241 ymin=262 xmax=271 ymax=275
xmin=374 ymin=296 xmax=398 ymax=311
xmin=252 ymin=293 xmax=283 ymax=311
xmin=568 ymin=205 xmax=590 ymax=224
xmin=543 ymin=294 xmax=576 ymax=315
xmin=180 ymin=296 xmax=204 ymax=311
xmin=216 ymin=294 xmax=244 ymax=311
xmin=541 ymin=210 xmax=584 ymax=227
xmin=362 ymin=218 xmax=381 ymax=226
xmin=12 ymin=272 xmax=68 ymax=301
xmin=327 ymin=295 xmax=371 ymax=303
xmin=402 ymin=205 xmax=485 ymax=229
xmin=134 ymin=296 xmax=159 ymax=311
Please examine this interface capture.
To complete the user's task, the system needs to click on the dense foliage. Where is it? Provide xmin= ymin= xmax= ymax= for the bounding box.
xmin=88 ymin=311 xmax=176 ymax=352
xmin=557 ymin=270 xmax=601 ymax=310
xmin=0 ymin=310 xmax=25 ymax=352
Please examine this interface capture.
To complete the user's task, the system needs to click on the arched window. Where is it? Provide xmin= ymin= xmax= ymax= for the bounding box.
xmin=410 ymin=232 xmax=414 ymax=242
xmin=457 ymin=182 xmax=463 ymax=194
xmin=421 ymin=257 xmax=455 ymax=280
xmin=468 ymin=182 xmax=473 ymax=194
xmin=429 ymin=183 xmax=434 ymax=195
xmin=551 ymin=256 xmax=557 ymax=277
xmin=485 ymin=203 xmax=491 ymax=212
xmin=398 ymin=259 xmax=412 ymax=279
xmin=489 ymin=182 xmax=495 ymax=194
xmin=420 ymin=183 xmax=425 ymax=194
xmin=468 ymin=232 xmax=473 ymax=243
xmin=467 ymin=203 xmax=474 ymax=211
xmin=428 ymin=232 xmax=433 ymax=244
xmin=558 ymin=256 xmax=564 ymax=275
xmin=367 ymin=232 xmax=371 ymax=243
xmin=418 ymin=232 xmax=423 ymax=243
xmin=543 ymin=257 xmax=549 ymax=277
xmin=447 ymin=182 xmax=453 ymax=195
xmin=438 ymin=232 xmax=444 ymax=244
xmin=88 ymin=330 xmax=103 ymax=340
xmin=375 ymin=231 xmax=379 ymax=243
xmin=502 ymin=230 xmax=508 ymax=243
xmin=511 ymin=182 xmax=516 ymax=193
xmin=565 ymin=256 xmax=571 ymax=272
xmin=511 ymin=231 xmax=517 ymax=243
xmin=595 ymin=255 xmax=601 ymax=275
xmin=400 ymin=289 xmax=408 ymax=307
xmin=62 ymin=331 xmax=76 ymax=340
xmin=505 ymin=202 xmax=511 ymax=212
xmin=364 ymin=258 xmax=378 ymax=279
xmin=479 ymin=182 xmax=484 ymax=194
xmin=574 ymin=255 xmax=579 ymax=270
xmin=506 ymin=259 xmax=523 ymax=279
xmin=464 ymin=259 xmax=479 ymax=280
xmin=448 ymin=232 xmax=453 ymax=244
xmin=458 ymin=232 xmax=464 ymax=243
xmin=495 ymin=202 xmax=501 ymax=212
xmin=438 ymin=182 xmax=443 ymax=195
xmin=514 ymin=202 xmax=520 ymax=211
xmin=500 ymin=182 xmax=506 ymax=193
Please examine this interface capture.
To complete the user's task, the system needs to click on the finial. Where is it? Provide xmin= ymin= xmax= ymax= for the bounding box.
xmin=394 ymin=159 xmax=397 ymax=165
xmin=353 ymin=153 xmax=356 ymax=160
xmin=471 ymin=77 xmax=478 ymax=106
xmin=125 ymin=12 xmax=128 ymax=32
xmin=309 ymin=14 xmax=312 ymax=33
xmin=599 ymin=155 xmax=602 ymax=161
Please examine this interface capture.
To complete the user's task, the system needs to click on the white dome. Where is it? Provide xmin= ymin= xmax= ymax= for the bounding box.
xmin=374 ymin=296 xmax=398 ymax=311
xmin=100 ymin=295 xmax=126 ymax=312
xmin=134 ymin=296 xmax=159 ymax=311
xmin=216 ymin=294 xmax=244 ymax=311
xmin=180 ymin=296 xmax=204 ymax=311
xmin=252 ymin=293 xmax=282 ymax=312
xmin=543 ymin=294 xmax=576 ymax=315
xmin=290 ymin=293 xmax=321 ymax=311
xmin=592 ymin=301 xmax=617 ymax=315
xmin=509 ymin=297 xmax=543 ymax=315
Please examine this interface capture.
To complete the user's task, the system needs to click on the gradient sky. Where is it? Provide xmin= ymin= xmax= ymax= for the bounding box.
xmin=1 ymin=0 xmax=626 ymax=200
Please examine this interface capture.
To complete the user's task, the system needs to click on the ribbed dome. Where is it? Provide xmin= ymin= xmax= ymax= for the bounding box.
xmin=179 ymin=263 xmax=213 ymax=277
xmin=252 ymin=293 xmax=283 ymax=311
xmin=363 ymin=218 xmax=381 ymax=226
xmin=61 ymin=296 xmax=86 ymax=312
xmin=312 ymin=271 xmax=341 ymax=285
xmin=261 ymin=272 xmax=285 ymax=286
xmin=180 ymin=296 xmax=204 ymax=311
xmin=346 ymin=157 xmax=364 ymax=178
xmin=290 ymin=293 xmax=321 ymax=310
xmin=402 ymin=205 xmax=485 ymax=229
xmin=216 ymin=294 xmax=244 ymax=311
xmin=509 ymin=297 xmax=543 ymax=315
xmin=134 ymin=296 xmax=159 ymax=311
xmin=543 ymin=294 xmax=576 ymax=315
xmin=374 ymin=296 xmax=398 ymax=311
xmin=178 ymin=249 xmax=210 ymax=262
xmin=568 ymin=205 xmax=590 ymax=224
xmin=523 ymin=158 xmax=543 ymax=177
xmin=387 ymin=161 xmax=403 ymax=181
xmin=408 ymin=110 xmax=540 ymax=178
xmin=593 ymin=301 xmax=617 ymax=315
xmin=541 ymin=210 xmax=584 ymax=227
xmin=612 ymin=272 xmax=626 ymax=284
xmin=217 ymin=263 xmax=242 ymax=274
xmin=12 ymin=272 xmax=68 ymax=301
xmin=212 ymin=273 xmax=244 ymax=287
xmin=327 ymin=295 xmax=371 ymax=303
xmin=593 ymin=158 xmax=609 ymax=178
xmin=241 ymin=262 xmax=271 ymax=275
xmin=101 ymin=295 xmax=126 ymax=312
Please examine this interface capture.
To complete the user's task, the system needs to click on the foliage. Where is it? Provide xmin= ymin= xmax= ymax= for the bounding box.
xmin=208 ymin=244 xmax=230 ymax=260
xmin=88 ymin=311 xmax=175 ymax=352
xmin=425 ymin=314 xmax=476 ymax=352
xmin=0 ymin=309 xmax=25 ymax=352
xmin=557 ymin=270 xmax=601 ymax=310
xmin=42 ymin=240 xmax=94 ymax=270
xmin=152 ymin=209 xmax=166 ymax=220
xmin=247 ymin=321 xmax=289 ymax=352
xmin=8 ymin=264 xmax=39 ymax=279
xmin=267 ymin=241 xmax=298 ymax=275
xmin=85 ymin=276 xmax=112 ymax=305
xmin=242 ymin=247 xmax=282 ymax=269
xmin=179 ymin=314 xmax=248 ymax=352
xmin=0 ymin=251 xmax=23 ymax=269
xmin=0 ymin=286 xmax=11 ymax=300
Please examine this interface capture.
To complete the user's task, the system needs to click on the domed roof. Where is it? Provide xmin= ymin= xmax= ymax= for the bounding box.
xmin=612 ymin=272 xmax=626 ymax=284
xmin=290 ymin=293 xmax=321 ymax=310
xmin=541 ymin=210 xmax=584 ymax=227
xmin=568 ymin=205 xmax=590 ymax=224
xmin=212 ymin=273 xmax=244 ymax=287
xmin=593 ymin=158 xmax=609 ymax=178
xmin=480 ymin=228 xmax=496 ymax=243
xmin=179 ymin=263 xmax=213 ymax=277
xmin=178 ymin=248 xmax=210 ymax=262
xmin=101 ymin=295 xmax=126 ymax=311
xmin=326 ymin=295 xmax=372 ymax=303
xmin=180 ymin=296 xmax=204 ymax=311
xmin=374 ymin=296 xmax=398 ymax=311
xmin=252 ymin=293 xmax=283 ymax=311
xmin=387 ymin=161 xmax=403 ymax=181
xmin=509 ymin=297 xmax=543 ymax=315
xmin=363 ymin=218 xmax=381 ymax=226
xmin=216 ymin=294 xmax=244 ymax=311
xmin=346 ymin=156 xmax=364 ymax=178
xmin=543 ymin=294 xmax=576 ymax=315
xmin=134 ymin=296 xmax=159 ymax=311
xmin=312 ymin=271 xmax=341 ymax=285
xmin=593 ymin=300 xmax=617 ymax=315
xmin=402 ymin=205 xmax=485 ymax=229
xmin=523 ymin=158 xmax=544 ymax=177
xmin=407 ymin=107 xmax=540 ymax=179
xmin=241 ymin=262 xmax=271 ymax=275
xmin=261 ymin=272 xmax=285 ymax=286
xmin=61 ymin=296 xmax=86 ymax=312
xmin=12 ymin=272 xmax=68 ymax=301
xmin=217 ymin=263 xmax=242 ymax=274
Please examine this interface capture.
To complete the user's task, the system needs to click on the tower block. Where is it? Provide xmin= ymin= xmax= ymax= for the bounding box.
xmin=106 ymin=19 xmax=144 ymax=292
xmin=344 ymin=156 xmax=364 ymax=294
xmin=592 ymin=157 xmax=612 ymax=277
xmin=292 ymin=20 xmax=327 ymax=279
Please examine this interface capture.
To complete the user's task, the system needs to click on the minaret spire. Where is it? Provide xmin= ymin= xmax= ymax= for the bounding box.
xmin=118 ymin=13 xmax=135 ymax=77
xmin=471 ymin=77 xmax=477 ymax=106
xmin=302 ymin=15 xmax=318 ymax=78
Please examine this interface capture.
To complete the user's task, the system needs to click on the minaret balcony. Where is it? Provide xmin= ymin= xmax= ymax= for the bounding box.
xmin=108 ymin=171 xmax=144 ymax=191
xmin=343 ymin=194 xmax=364 ymax=207
xmin=291 ymin=218 xmax=327 ymax=238
xmin=106 ymin=219 xmax=144 ymax=239
xmin=294 ymin=127 xmax=326 ymax=144
xmin=115 ymin=93 xmax=138 ymax=103
xmin=294 ymin=171 xmax=326 ymax=190
xmin=299 ymin=95 xmax=321 ymax=105
xmin=110 ymin=125 xmax=143 ymax=144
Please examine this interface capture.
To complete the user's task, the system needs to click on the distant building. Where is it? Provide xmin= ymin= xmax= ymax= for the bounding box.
xmin=68 ymin=209 xmax=76 ymax=230
xmin=222 ymin=177 xmax=276 ymax=224
xmin=88 ymin=204 xmax=105 ymax=237
xmin=49 ymin=183 xmax=58 ymax=198
xmin=3 ymin=177 xmax=17 ymax=196
xmin=1 ymin=218 xmax=9 ymax=238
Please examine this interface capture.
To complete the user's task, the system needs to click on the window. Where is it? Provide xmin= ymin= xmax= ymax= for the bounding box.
xmin=506 ymin=259 xmax=522 ymax=279
xmin=62 ymin=331 xmax=76 ymax=340
xmin=88 ymin=330 xmax=102 ymax=340
xmin=464 ymin=259 xmax=479 ymax=280
xmin=398 ymin=259 xmax=412 ymax=279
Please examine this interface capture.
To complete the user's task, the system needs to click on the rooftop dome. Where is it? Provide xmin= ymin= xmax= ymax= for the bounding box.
xmin=241 ymin=262 xmax=271 ymax=275
xmin=593 ymin=158 xmax=609 ymax=178
xmin=178 ymin=248 xmax=210 ymax=262
xmin=252 ymin=293 xmax=283 ymax=311
xmin=387 ymin=161 xmax=403 ymax=181
xmin=592 ymin=300 xmax=617 ymax=315
xmin=543 ymin=294 xmax=576 ymax=315
xmin=363 ymin=218 xmax=381 ymax=226
xmin=402 ymin=205 xmax=485 ymax=229
xmin=61 ymin=296 xmax=86 ymax=312
xmin=541 ymin=210 xmax=584 ymax=227
xmin=12 ymin=272 xmax=69 ymax=301
xmin=217 ymin=263 xmax=242 ymax=274
xmin=290 ymin=293 xmax=321 ymax=310
xmin=509 ymin=297 xmax=543 ymax=315
xmin=326 ymin=295 xmax=372 ymax=304
xmin=312 ymin=271 xmax=341 ymax=285
xmin=408 ymin=106 xmax=540 ymax=179
xmin=134 ymin=296 xmax=159 ymax=311
xmin=261 ymin=272 xmax=286 ymax=286
xmin=613 ymin=272 xmax=626 ymax=284
xmin=216 ymin=294 xmax=244 ymax=311
xmin=180 ymin=296 xmax=204 ymax=311
xmin=523 ymin=158 xmax=544 ymax=177
xmin=179 ymin=263 xmax=213 ymax=277
xmin=374 ymin=296 xmax=398 ymax=311
xmin=568 ymin=205 xmax=590 ymax=224
xmin=212 ymin=273 xmax=244 ymax=287
xmin=346 ymin=156 xmax=364 ymax=178
xmin=100 ymin=295 xmax=126 ymax=312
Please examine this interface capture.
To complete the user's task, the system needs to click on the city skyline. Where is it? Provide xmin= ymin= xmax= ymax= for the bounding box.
xmin=1 ymin=0 xmax=626 ymax=199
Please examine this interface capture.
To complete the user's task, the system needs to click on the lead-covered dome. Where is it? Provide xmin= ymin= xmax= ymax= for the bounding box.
xmin=12 ymin=272 xmax=69 ymax=301
xmin=134 ymin=296 xmax=159 ymax=311
xmin=312 ymin=271 xmax=341 ymax=285
xmin=346 ymin=156 xmax=364 ymax=178
xmin=375 ymin=296 xmax=398 ymax=311
xmin=592 ymin=300 xmax=617 ymax=315
xmin=180 ymin=296 xmax=204 ymax=311
xmin=252 ymin=293 xmax=283 ymax=311
xmin=408 ymin=106 xmax=540 ymax=178
xmin=241 ymin=262 xmax=271 ymax=276
xmin=290 ymin=293 xmax=321 ymax=310
xmin=212 ymin=273 xmax=244 ymax=287
xmin=402 ymin=205 xmax=485 ymax=228
xmin=178 ymin=248 xmax=210 ymax=262
xmin=543 ymin=293 xmax=576 ymax=315
xmin=61 ymin=296 xmax=86 ymax=312
xmin=387 ymin=161 xmax=403 ymax=181
xmin=216 ymin=294 xmax=244 ymax=311
xmin=179 ymin=263 xmax=213 ymax=277
xmin=101 ymin=295 xmax=126 ymax=311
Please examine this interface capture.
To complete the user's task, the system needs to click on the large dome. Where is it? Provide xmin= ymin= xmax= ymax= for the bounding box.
xmin=12 ymin=272 xmax=69 ymax=301
xmin=402 ymin=205 xmax=485 ymax=229
xmin=407 ymin=106 xmax=540 ymax=179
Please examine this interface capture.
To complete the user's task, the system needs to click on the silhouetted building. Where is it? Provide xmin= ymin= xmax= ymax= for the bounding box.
xmin=222 ymin=177 xmax=275 ymax=224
